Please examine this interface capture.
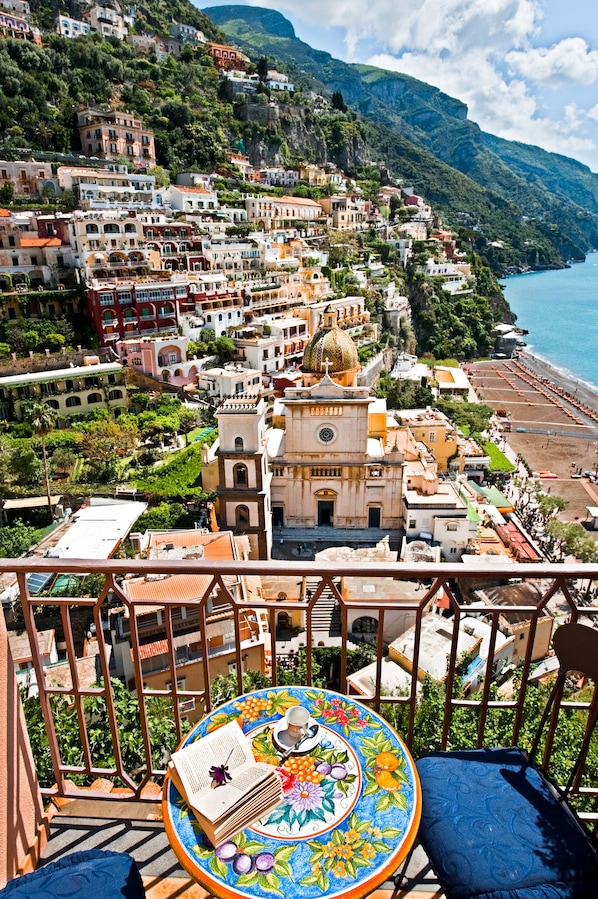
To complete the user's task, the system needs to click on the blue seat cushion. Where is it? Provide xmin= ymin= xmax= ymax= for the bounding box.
xmin=416 ymin=746 xmax=598 ymax=899
xmin=0 ymin=849 xmax=145 ymax=898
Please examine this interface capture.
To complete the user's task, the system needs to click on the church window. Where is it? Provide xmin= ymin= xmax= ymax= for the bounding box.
xmin=318 ymin=426 xmax=335 ymax=444
xmin=234 ymin=463 xmax=248 ymax=487
xmin=235 ymin=505 xmax=249 ymax=528
xmin=234 ymin=436 xmax=244 ymax=451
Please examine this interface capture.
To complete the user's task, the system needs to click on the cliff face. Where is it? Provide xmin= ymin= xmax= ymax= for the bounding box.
xmin=207 ymin=4 xmax=598 ymax=269
xmin=236 ymin=102 xmax=368 ymax=170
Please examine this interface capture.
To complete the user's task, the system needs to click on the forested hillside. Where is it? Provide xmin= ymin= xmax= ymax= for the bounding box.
xmin=207 ymin=5 xmax=598 ymax=270
xmin=0 ymin=0 xmax=596 ymax=272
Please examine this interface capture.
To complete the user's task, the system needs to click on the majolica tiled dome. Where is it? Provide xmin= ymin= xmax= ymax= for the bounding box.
xmin=302 ymin=306 xmax=359 ymax=374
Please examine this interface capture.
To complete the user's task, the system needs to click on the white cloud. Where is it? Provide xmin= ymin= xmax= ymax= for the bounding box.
xmin=260 ymin=0 xmax=543 ymax=58
xmin=506 ymin=38 xmax=598 ymax=84
xmin=239 ymin=0 xmax=598 ymax=170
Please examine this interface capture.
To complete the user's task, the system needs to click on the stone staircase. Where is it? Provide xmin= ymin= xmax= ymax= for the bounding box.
xmin=305 ymin=577 xmax=341 ymax=636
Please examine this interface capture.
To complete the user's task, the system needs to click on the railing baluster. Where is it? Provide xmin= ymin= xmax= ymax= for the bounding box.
xmin=2 ymin=557 xmax=596 ymax=823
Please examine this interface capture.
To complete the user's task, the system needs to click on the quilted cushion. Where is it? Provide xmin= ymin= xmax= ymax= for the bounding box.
xmin=416 ymin=747 xmax=598 ymax=899
xmin=0 ymin=849 xmax=145 ymax=898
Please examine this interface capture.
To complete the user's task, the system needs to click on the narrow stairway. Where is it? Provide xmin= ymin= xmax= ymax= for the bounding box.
xmin=305 ymin=577 xmax=341 ymax=637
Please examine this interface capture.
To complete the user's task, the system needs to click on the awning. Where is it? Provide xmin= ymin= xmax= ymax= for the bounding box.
xmin=4 ymin=496 xmax=61 ymax=510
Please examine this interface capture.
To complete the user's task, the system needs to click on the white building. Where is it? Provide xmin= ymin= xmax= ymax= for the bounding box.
xmin=197 ymin=364 xmax=263 ymax=400
xmin=266 ymin=70 xmax=293 ymax=91
xmin=58 ymin=165 xmax=164 ymax=211
xmin=168 ymin=185 xmax=219 ymax=215
xmin=56 ymin=14 xmax=90 ymax=37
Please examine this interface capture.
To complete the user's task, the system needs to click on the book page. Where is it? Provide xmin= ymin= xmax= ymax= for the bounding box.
xmin=194 ymin=763 xmax=274 ymax=821
xmin=171 ymin=720 xmax=254 ymax=797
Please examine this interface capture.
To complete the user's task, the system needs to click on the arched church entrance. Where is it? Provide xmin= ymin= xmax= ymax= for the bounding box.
xmin=315 ymin=489 xmax=336 ymax=527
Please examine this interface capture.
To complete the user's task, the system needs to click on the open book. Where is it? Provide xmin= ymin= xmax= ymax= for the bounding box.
xmin=168 ymin=719 xmax=284 ymax=847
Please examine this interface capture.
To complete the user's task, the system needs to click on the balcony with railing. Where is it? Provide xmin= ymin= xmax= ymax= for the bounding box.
xmin=3 ymin=555 xmax=598 ymax=896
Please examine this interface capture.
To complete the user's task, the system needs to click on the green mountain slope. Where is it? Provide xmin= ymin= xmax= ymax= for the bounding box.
xmin=206 ymin=5 xmax=598 ymax=267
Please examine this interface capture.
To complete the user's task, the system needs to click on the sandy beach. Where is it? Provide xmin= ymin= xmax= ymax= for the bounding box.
xmin=466 ymin=353 xmax=598 ymax=523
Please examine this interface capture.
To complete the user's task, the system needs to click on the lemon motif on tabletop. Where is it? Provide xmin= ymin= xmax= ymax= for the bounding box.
xmin=361 ymin=737 xmax=410 ymax=811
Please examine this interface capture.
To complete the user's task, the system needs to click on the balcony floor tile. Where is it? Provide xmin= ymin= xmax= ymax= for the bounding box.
xmin=42 ymin=799 xmax=442 ymax=897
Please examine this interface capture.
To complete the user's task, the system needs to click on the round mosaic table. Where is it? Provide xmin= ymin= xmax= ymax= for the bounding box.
xmin=162 ymin=686 xmax=421 ymax=899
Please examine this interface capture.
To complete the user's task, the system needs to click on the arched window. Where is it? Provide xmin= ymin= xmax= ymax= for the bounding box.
xmin=46 ymin=400 xmax=59 ymax=410
xmin=87 ymin=392 xmax=102 ymax=404
xmin=104 ymin=223 xmax=120 ymax=234
xmin=234 ymin=464 xmax=248 ymax=487
xmin=65 ymin=395 xmax=81 ymax=408
xmin=108 ymin=389 xmax=123 ymax=400
xmin=352 ymin=616 xmax=378 ymax=634
xmin=235 ymin=505 xmax=249 ymax=529
xmin=234 ymin=436 xmax=244 ymax=451
xmin=103 ymin=311 xmax=113 ymax=322
xmin=85 ymin=223 xmax=99 ymax=234
xmin=124 ymin=223 xmax=136 ymax=233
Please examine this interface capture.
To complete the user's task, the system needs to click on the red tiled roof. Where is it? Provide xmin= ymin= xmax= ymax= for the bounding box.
xmin=496 ymin=521 xmax=543 ymax=562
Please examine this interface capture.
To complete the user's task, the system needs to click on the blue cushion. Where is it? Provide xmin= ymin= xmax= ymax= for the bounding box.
xmin=416 ymin=747 xmax=598 ymax=899
xmin=0 ymin=849 xmax=145 ymax=898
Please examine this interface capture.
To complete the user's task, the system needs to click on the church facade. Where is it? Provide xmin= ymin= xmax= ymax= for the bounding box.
xmin=213 ymin=306 xmax=405 ymax=558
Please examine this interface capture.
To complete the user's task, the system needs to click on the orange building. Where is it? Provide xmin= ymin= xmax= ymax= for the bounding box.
xmin=206 ymin=42 xmax=249 ymax=71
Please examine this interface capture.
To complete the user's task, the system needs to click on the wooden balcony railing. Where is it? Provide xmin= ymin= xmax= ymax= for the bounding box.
xmin=4 ymin=557 xmax=598 ymax=828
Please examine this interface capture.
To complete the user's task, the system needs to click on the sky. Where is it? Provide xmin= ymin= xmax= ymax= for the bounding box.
xmin=199 ymin=0 xmax=598 ymax=173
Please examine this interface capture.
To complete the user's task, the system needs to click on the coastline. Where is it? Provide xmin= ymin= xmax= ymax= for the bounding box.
xmin=467 ymin=356 xmax=598 ymax=522
xmin=517 ymin=350 xmax=598 ymax=417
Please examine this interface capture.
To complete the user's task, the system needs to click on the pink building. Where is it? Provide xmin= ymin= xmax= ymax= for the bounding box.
xmin=114 ymin=334 xmax=199 ymax=387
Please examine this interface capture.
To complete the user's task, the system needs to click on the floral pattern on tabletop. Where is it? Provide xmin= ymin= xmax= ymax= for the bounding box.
xmin=253 ymin=731 xmax=359 ymax=837
xmin=165 ymin=687 xmax=420 ymax=899
xmin=205 ymin=689 xmax=300 ymax=733
xmin=299 ymin=812 xmax=404 ymax=892
xmin=306 ymin=691 xmax=376 ymax=735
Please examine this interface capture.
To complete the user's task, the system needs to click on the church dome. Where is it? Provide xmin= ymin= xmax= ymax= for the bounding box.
xmin=302 ymin=306 xmax=359 ymax=374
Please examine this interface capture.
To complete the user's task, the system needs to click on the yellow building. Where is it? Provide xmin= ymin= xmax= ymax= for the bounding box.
xmin=395 ymin=407 xmax=457 ymax=472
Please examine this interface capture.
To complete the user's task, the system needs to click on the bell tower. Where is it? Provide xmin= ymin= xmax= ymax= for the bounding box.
xmin=215 ymin=394 xmax=272 ymax=559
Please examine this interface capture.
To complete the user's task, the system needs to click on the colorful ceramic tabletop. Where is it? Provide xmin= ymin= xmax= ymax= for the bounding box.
xmin=162 ymin=686 xmax=421 ymax=899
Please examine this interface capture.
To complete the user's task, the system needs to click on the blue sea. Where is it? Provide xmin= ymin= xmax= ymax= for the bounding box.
xmin=500 ymin=254 xmax=598 ymax=393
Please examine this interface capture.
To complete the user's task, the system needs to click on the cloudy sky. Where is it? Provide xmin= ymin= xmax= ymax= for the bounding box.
xmin=200 ymin=0 xmax=598 ymax=173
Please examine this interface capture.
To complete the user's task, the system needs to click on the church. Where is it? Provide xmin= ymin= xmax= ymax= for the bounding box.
xmin=207 ymin=306 xmax=406 ymax=559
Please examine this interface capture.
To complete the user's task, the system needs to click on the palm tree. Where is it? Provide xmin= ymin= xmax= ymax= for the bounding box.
xmin=23 ymin=401 xmax=57 ymax=522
